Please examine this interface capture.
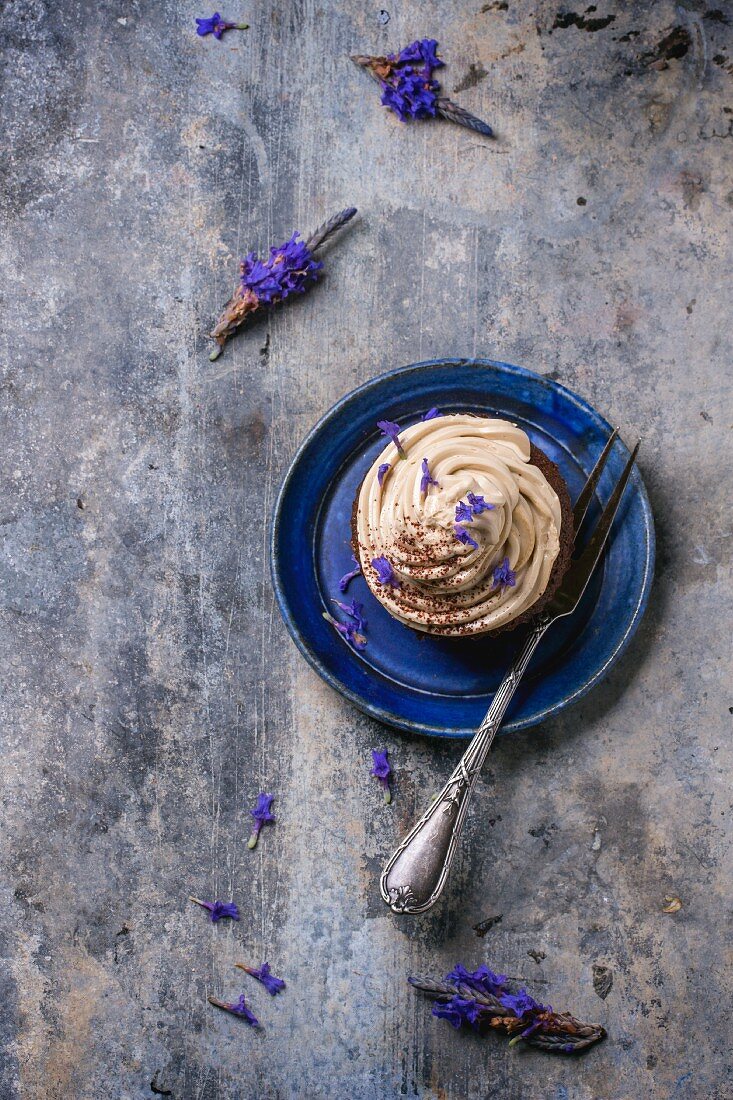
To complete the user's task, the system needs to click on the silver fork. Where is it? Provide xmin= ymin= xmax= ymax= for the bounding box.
xmin=380 ymin=431 xmax=639 ymax=915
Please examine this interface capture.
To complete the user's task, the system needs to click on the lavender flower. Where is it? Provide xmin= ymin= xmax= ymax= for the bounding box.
xmin=247 ymin=792 xmax=275 ymax=850
xmin=454 ymin=500 xmax=474 ymax=524
xmin=420 ymin=457 xmax=439 ymax=495
xmin=454 ymin=525 xmax=479 ymax=550
xmin=409 ymin=965 xmax=606 ymax=1054
xmin=189 ymin=897 xmax=240 ymax=922
xmin=323 ymin=611 xmax=367 ymax=651
xmin=377 ymin=419 xmax=406 ymax=459
xmin=432 ymin=995 xmax=482 ymax=1029
xmin=236 ymin=961 xmax=286 ymax=996
xmin=422 ymin=407 xmax=441 ymax=420
xmin=338 ymin=553 xmax=362 ymax=593
xmin=327 ymin=598 xmax=368 ymax=649
xmin=210 ymin=208 xmax=357 ymax=359
xmin=377 ymin=462 xmax=390 ymax=486
xmin=351 ymin=43 xmax=494 ymax=136
xmin=208 ymin=993 xmax=259 ymax=1026
xmin=500 ymin=989 xmax=546 ymax=1018
xmin=466 ymin=492 xmax=494 ymax=515
xmin=379 ymin=40 xmax=443 ymax=121
xmin=333 ymin=598 xmax=367 ymax=632
xmin=370 ymin=748 xmax=392 ymax=804
xmin=196 ymin=12 xmax=248 ymax=38
xmin=241 ymin=233 xmax=322 ymax=305
xmin=381 ymin=69 xmax=439 ymax=122
xmin=493 ymin=557 xmax=516 ymax=589
xmin=371 ymin=555 xmax=400 ymax=587
xmin=398 ymin=38 xmax=443 ymax=75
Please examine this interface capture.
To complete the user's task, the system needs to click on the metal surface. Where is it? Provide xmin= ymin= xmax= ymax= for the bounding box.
xmin=1 ymin=2 xmax=732 ymax=1098
xmin=381 ymin=440 xmax=636 ymax=914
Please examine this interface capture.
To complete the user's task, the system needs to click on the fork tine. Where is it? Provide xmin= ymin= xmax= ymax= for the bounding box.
xmin=573 ymin=429 xmax=619 ymax=533
xmin=574 ymin=441 xmax=640 ymax=578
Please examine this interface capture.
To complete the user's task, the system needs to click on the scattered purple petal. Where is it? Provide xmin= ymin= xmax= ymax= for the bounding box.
xmin=323 ymin=611 xmax=367 ymax=651
xmin=332 ymin=598 xmax=367 ymax=633
xmin=338 ymin=553 xmax=362 ymax=593
xmin=493 ymin=557 xmax=516 ymax=589
xmin=420 ymin=457 xmax=440 ymax=495
xmin=454 ymin=500 xmax=474 ymax=524
xmin=238 ymin=961 xmax=286 ymax=996
xmin=189 ymin=897 xmax=240 ymax=922
xmin=208 ymin=993 xmax=259 ymax=1026
xmin=371 ymin=555 xmax=400 ymax=587
xmin=377 ymin=462 xmax=390 ymax=486
xmin=454 ymin=524 xmax=479 ymax=550
xmin=422 ymin=407 xmax=441 ymax=420
xmin=370 ymin=748 xmax=392 ymax=804
xmin=377 ymin=419 xmax=406 ymax=458
xmin=195 ymin=12 xmax=247 ymax=38
xmin=247 ymin=792 xmax=275 ymax=849
xmin=467 ymin=491 xmax=494 ymax=515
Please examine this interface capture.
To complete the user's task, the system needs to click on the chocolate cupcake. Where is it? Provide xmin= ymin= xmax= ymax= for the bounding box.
xmin=352 ymin=413 xmax=574 ymax=637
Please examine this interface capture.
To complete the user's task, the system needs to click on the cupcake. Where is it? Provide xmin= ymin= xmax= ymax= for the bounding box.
xmin=352 ymin=413 xmax=574 ymax=637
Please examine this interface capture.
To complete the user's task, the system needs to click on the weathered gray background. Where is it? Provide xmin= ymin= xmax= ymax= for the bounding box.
xmin=1 ymin=1 xmax=732 ymax=1097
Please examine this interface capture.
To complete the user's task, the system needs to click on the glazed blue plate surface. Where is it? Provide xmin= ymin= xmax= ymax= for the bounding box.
xmin=271 ymin=359 xmax=654 ymax=738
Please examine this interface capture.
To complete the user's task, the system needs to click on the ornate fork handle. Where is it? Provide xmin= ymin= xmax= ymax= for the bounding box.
xmin=380 ymin=616 xmax=550 ymax=915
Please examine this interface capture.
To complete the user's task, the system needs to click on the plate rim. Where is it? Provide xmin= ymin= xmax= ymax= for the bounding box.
xmin=270 ymin=357 xmax=655 ymax=738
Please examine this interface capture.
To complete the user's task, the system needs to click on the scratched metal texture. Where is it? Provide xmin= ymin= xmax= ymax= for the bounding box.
xmin=1 ymin=1 xmax=731 ymax=1098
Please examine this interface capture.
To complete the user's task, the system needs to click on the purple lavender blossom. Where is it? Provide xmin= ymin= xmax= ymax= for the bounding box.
xmin=370 ymin=748 xmax=392 ymax=804
xmin=454 ymin=500 xmax=474 ymax=524
xmin=500 ymin=989 xmax=547 ymax=1018
xmin=237 ymin=961 xmax=286 ymax=996
xmin=379 ymin=40 xmax=444 ymax=122
xmin=371 ymin=555 xmax=400 ymax=587
xmin=493 ymin=557 xmax=516 ymax=589
xmin=338 ymin=554 xmax=362 ymax=593
xmin=247 ymin=792 xmax=275 ymax=850
xmin=189 ymin=897 xmax=241 ymax=922
xmin=432 ymin=996 xmax=482 ymax=1029
xmin=466 ymin=492 xmax=494 ymax=515
xmin=377 ymin=419 xmax=406 ymax=458
xmin=323 ymin=611 xmax=367 ymax=651
xmin=420 ymin=457 xmax=439 ymax=495
xmin=397 ymin=38 xmax=444 ymax=76
xmin=208 ymin=993 xmax=259 ymax=1026
xmin=454 ymin=524 xmax=479 ymax=550
xmin=377 ymin=462 xmax=390 ymax=486
xmin=422 ymin=407 xmax=441 ymax=420
xmin=381 ymin=70 xmax=439 ymax=122
xmin=195 ymin=13 xmax=247 ymax=38
xmin=241 ymin=234 xmax=322 ymax=305
xmin=332 ymin=598 xmax=367 ymax=633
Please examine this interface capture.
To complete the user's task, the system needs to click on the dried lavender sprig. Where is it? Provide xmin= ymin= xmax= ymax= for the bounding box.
xmin=351 ymin=52 xmax=495 ymax=138
xmin=305 ymin=207 xmax=358 ymax=253
xmin=435 ymin=97 xmax=494 ymax=139
xmin=209 ymin=208 xmax=358 ymax=360
xmin=409 ymin=973 xmax=606 ymax=1055
xmin=408 ymin=976 xmax=506 ymax=1013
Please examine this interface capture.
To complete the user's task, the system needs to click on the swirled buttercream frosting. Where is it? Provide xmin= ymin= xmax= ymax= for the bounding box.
xmin=354 ymin=414 xmax=569 ymax=636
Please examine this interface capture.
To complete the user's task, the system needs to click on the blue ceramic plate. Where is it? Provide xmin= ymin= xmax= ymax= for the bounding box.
xmin=271 ymin=359 xmax=654 ymax=738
